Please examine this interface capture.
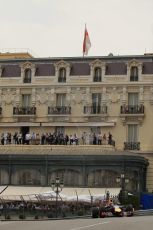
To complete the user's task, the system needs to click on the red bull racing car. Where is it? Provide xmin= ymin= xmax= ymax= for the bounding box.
xmin=92 ymin=204 xmax=134 ymax=218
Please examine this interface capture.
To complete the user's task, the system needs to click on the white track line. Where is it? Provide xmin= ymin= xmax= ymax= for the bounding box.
xmin=69 ymin=221 xmax=110 ymax=230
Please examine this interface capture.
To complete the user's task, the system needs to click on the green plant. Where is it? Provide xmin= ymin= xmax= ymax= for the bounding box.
xmin=6 ymin=215 xmax=11 ymax=220
xmin=47 ymin=212 xmax=53 ymax=218
xmin=62 ymin=212 xmax=66 ymax=218
xmin=77 ymin=209 xmax=84 ymax=216
xmin=34 ymin=215 xmax=39 ymax=219
xmin=19 ymin=214 xmax=26 ymax=219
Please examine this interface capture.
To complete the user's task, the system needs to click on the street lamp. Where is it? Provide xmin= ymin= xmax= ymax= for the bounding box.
xmin=106 ymin=190 xmax=110 ymax=203
xmin=116 ymin=173 xmax=129 ymax=204
xmin=51 ymin=177 xmax=64 ymax=218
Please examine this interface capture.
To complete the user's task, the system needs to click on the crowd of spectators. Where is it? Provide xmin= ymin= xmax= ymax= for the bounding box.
xmin=0 ymin=200 xmax=91 ymax=218
xmin=0 ymin=131 xmax=115 ymax=146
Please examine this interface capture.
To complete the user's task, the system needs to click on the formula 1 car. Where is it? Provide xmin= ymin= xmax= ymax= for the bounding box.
xmin=92 ymin=204 xmax=134 ymax=218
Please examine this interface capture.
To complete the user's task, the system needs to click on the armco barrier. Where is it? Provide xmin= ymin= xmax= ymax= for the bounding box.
xmin=134 ymin=209 xmax=153 ymax=216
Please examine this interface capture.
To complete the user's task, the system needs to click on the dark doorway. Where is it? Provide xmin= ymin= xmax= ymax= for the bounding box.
xmin=21 ymin=127 xmax=29 ymax=144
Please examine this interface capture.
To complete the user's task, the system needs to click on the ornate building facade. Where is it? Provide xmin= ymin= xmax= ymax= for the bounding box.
xmin=0 ymin=52 xmax=153 ymax=193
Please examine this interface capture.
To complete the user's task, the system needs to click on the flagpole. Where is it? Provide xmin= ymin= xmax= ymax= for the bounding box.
xmin=83 ymin=23 xmax=91 ymax=57
xmin=83 ymin=23 xmax=86 ymax=58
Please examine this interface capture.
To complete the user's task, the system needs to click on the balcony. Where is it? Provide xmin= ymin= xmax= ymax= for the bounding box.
xmin=84 ymin=106 xmax=107 ymax=115
xmin=130 ymin=75 xmax=138 ymax=81
xmin=93 ymin=76 xmax=101 ymax=82
xmin=124 ymin=142 xmax=140 ymax=150
xmin=23 ymin=78 xmax=31 ymax=83
xmin=13 ymin=106 xmax=36 ymax=115
xmin=120 ymin=105 xmax=144 ymax=114
xmin=48 ymin=106 xmax=71 ymax=115
xmin=120 ymin=105 xmax=144 ymax=124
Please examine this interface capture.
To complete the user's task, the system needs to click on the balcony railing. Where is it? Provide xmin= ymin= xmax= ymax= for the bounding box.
xmin=58 ymin=77 xmax=66 ymax=83
xmin=0 ymin=107 xmax=2 ymax=115
xmin=23 ymin=78 xmax=31 ymax=83
xmin=93 ymin=76 xmax=101 ymax=82
xmin=124 ymin=142 xmax=140 ymax=150
xmin=120 ymin=105 xmax=144 ymax=114
xmin=48 ymin=106 xmax=71 ymax=115
xmin=13 ymin=107 xmax=36 ymax=115
xmin=130 ymin=75 xmax=138 ymax=81
xmin=84 ymin=106 xmax=107 ymax=114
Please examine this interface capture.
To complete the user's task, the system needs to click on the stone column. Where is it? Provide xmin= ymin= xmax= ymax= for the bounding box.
xmin=15 ymin=88 xmax=20 ymax=106
xmin=102 ymin=64 xmax=106 ymax=82
xmin=66 ymin=87 xmax=71 ymax=106
xmin=31 ymin=88 xmax=36 ymax=106
xmin=0 ymin=66 xmax=2 ymax=77
xmin=50 ymin=88 xmax=55 ymax=106
xmin=86 ymin=87 xmax=91 ymax=105
xmin=127 ymin=66 xmax=130 ymax=81
xmin=139 ymin=87 xmax=144 ymax=104
xmin=122 ymin=87 xmax=127 ymax=105
xmin=138 ymin=64 xmax=142 ymax=81
xmin=102 ymin=87 xmax=107 ymax=105
xmin=31 ymin=67 xmax=36 ymax=83
xmin=90 ymin=66 xmax=94 ymax=82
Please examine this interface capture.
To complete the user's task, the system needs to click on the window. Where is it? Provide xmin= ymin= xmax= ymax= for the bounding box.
xmin=58 ymin=68 xmax=66 ymax=82
xmin=128 ymin=124 xmax=138 ymax=143
xmin=92 ymin=93 xmax=101 ymax=106
xmin=24 ymin=69 xmax=32 ymax=83
xmin=94 ymin=67 xmax=101 ymax=82
xmin=124 ymin=124 xmax=140 ymax=150
xmin=91 ymin=127 xmax=100 ymax=134
xmin=92 ymin=93 xmax=101 ymax=113
xmin=128 ymin=93 xmax=138 ymax=106
xmin=56 ymin=94 xmax=66 ymax=106
xmin=55 ymin=126 xmax=65 ymax=134
xmin=22 ymin=94 xmax=31 ymax=107
xmin=130 ymin=66 xmax=138 ymax=81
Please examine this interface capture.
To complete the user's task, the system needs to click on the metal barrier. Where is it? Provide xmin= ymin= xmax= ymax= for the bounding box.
xmin=134 ymin=209 xmax=153 ymax=216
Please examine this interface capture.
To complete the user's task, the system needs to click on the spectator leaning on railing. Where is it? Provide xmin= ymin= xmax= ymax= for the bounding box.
xmin=0 ymin=131 xmax=115 ymax=146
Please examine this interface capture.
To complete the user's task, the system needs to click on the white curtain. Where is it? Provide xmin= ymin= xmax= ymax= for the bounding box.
xmin=22 ymin=94 xmax=31 ymax=107
xmin=128 ymin=124 xmax=138 ymax=142
xmin=92 ymin=93 xmax=101 ymax=106
xmin=56 ymin=94 xmax=66 ymax=106
xmin=128 ymin=93 xmax=138 ymax=106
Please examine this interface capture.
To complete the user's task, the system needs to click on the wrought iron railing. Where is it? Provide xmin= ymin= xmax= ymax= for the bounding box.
xmin=58 ymin=77 xmax=66 ymax=83
xmin=84 ymin=106 xmax=107 ymax=114
xmin=120 ymin=105 xmax=144 ymax=114
xmin=130 ymin=75 xmax=138 ymax=81
xmin=124 ymin=142 xmax=140 ymax=150
xmin=13 ymin=107 xmax=36 ymax=115
xmin=48 ymin=106 xmax=71 ymax=115
xmin=23 ymin=77 xmax=31 ymax=83
xmin=93 ymin=76 xmax=101 ymax=82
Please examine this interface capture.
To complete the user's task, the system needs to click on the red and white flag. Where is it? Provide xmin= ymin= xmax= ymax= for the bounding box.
xmin=83 ymin=27 xmax=91 ymax=56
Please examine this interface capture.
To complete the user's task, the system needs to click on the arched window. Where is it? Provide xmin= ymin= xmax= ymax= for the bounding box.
xmin=94 ymin=67 xmax=101 ymax=82
xmin=58 ymin=68 xmax=66 ymax=83
xmin=24 ymin=68 xmax=32 ymax=83
xmin=130 ymin=66 xmax=138 ymax=81
xmin=49 ymin=169 xmax=82 ymax=186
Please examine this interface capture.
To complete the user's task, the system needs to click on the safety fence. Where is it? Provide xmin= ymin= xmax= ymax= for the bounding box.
xmin=134 ymin=209 xmax=153 ymax=216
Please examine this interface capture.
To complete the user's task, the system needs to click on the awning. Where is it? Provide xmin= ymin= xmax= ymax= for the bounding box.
xmin=0 ymin=123 xmax=39 ymax=127
xmin=42 ymin=122 xmax=115 ymax=127
xmin=0 ymin=186 xmax=120 ymax=202
xmin=0 ymin=122 xmax=115 ymax=127
xmin=0 ymin=186 xmax=7 ymax=194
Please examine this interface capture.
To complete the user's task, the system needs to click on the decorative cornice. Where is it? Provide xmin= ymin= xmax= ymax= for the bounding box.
xmin=89 ymin=59 xmax=106 ymax=68
xmin=20 ymin=61 xmax=35 ymax=70
xmin=126 ymin=59 xmax=143 ymax=68
xmin=54 ymin=60 xmax=71 ymax=70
